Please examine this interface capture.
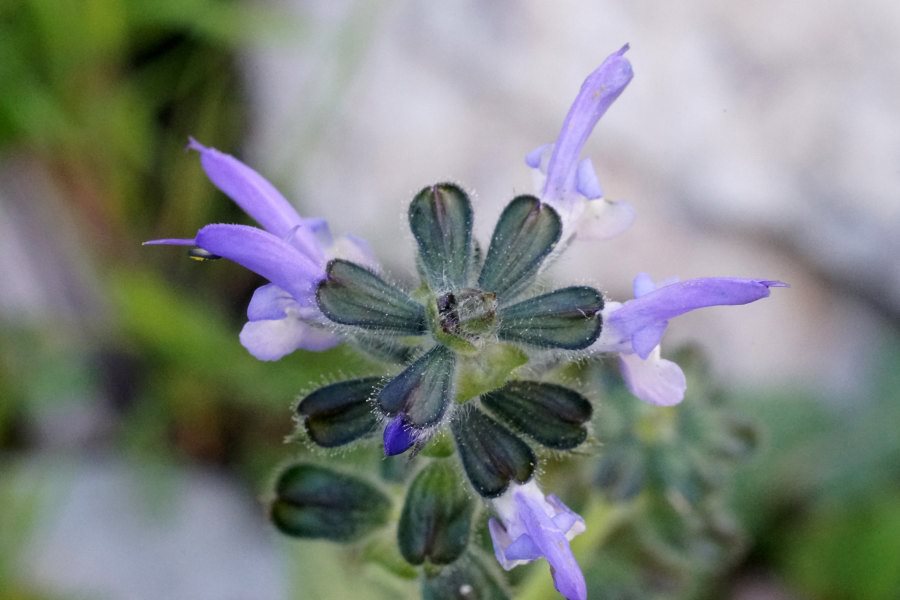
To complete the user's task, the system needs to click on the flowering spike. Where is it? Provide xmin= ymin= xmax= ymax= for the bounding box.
xmin=478 ymin=195 xmax=561 ymax=298
xmin=409 ymin=183 xmax=474 ymax=292
xmin=497 ymin=286 xmax=603 ymax=349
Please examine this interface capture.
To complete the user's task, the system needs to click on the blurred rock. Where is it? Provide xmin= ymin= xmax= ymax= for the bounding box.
xmin=19 ymin=456 xmax=285 ymax=600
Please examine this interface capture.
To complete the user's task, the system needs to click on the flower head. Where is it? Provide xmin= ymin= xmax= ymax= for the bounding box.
xmin=145 ymin=140 xmax=374 ymax=360
xmin=488 ymin=480 xmax=587 ymax=600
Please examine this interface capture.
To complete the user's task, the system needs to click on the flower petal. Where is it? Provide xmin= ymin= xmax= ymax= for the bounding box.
xmin=189 ymin=139 xmax=304 ymax=239
xmin=574 ymin=159 xmax=603 ymax=200
xmin=489 ymin=481 xmax=587 ymax=591
xmin=239 ymin=315 xmax=340 ymax=361
xmin=575 ymin=198 xmax=636 ymax=241
xmin=515 ymin=492 xmax=587 ymax=600
xmin=542 ymin=45 xmax=633 ymax=205
xmin=246 ymin=284 xmax=296 ymax=320
xmin=195 ymin=224 xmax=323 ymax=305
xmin=608 ymin=277 xmax=788 ymax=358
xmin=619 ymin=349 xmax=687 ymax=406
xmin=383 ymin=415 xmax=416 ymax=456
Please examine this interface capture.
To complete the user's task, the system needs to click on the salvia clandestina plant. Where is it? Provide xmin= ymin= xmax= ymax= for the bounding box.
xmin=147 ymin=45 xmax=785 ymax=600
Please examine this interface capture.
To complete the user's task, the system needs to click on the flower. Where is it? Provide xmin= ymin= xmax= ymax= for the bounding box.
xmin=594 ymin=273 xmax=788 ymax=405
xmin=145 ymin=139 xmax=375 ymax=360
xmin=382 ymin=415 xmax=416 ymax=456
xmin=314 ymin=184 xmax=603 ymax=459
xmin=488 ymin=480 xmax=587 ymax=600
xmin=528 ymin=45 xmax=636 ymax=243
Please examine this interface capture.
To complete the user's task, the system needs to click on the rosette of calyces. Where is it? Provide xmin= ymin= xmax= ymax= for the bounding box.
xmin=296 ymin=183 xmax=600 ymax=498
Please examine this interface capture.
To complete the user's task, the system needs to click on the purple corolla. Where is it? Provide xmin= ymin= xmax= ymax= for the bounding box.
xmin=594 ymin=273 xmax=788 ymax=405
xmin=145 ymin=139 xmax=375 ymax=360
xmin=489 ymin=480 xmax=587 ymax=600
xmin=528 ymin=45 xmax=636 ymax=243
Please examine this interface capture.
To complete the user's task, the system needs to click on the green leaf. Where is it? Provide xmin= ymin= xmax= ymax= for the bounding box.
xmin=297 ymin=378 xmax=380 ymax=447
xmin=452 ymin=407 xmax=535 ymax=498
xmin=398 ymin=462 xmax=474 ymax=565
xmin=317 ymin=259 xmax=426 ymax=334
xmin=270 ymin=464 xmax=391 ymax=542
xmin=377 ymin=346 xmax=456 ymax=428
xmin=478 ymin=196 xmax=561 ymax=298
xmin=409 ymin=183 xmax=474 ymax=292
xmin=497 ymin=286 xmax=603 ymax=349
xmin=481 ymin=381 xmax=592 ymax=449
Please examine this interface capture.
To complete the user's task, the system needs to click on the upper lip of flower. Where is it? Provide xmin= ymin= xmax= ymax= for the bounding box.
xmin=541 ymin=44 xmax=633 ymax=205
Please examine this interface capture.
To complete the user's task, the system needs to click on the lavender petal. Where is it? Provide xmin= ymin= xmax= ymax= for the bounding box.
xmin=609 ymin=278 xmax=787 ymax=358
xmin=189 ymin=138 xmax=304 ymax=239
xmin=195 ymin=224 xmax=324 ymax=305
xmin=239 ymin=315 xmax=340 ymax=361
xmin=542 ymin=45 xmax=633 ymax=205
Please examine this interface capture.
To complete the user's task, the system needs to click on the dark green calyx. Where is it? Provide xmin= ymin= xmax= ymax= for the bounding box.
xmin=452 ymin=407 xmax=535 ymax=498
xmin=436 ymin=288 xmax=498 ymax=338
xmin=497 ymin=285 xmax=603 ymax=349
xmin=377 ymin=345 xmax=456 ymax=428
xmin=409 ymin=183 xmax=474 ymax=292
xmin=422 ymin=551 xmax=511 ymax=600
xmin=270 ymin=463 xmax=391 ymax=542
xmin=481 ymin=381 xmax=592 ymax=450
xmin=296 ymin=377 xmax=380 ymax=448
xmin=478 ymin=195 xmax=562 ymax=299
xmin=317 ymin=259 xmax=427 ymax=335
xmin=398 ymin=462 xmax=474 ymax=566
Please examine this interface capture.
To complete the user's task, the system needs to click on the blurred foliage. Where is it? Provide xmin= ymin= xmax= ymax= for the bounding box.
xmin=729 ymin=342 xmax=900 ymax=600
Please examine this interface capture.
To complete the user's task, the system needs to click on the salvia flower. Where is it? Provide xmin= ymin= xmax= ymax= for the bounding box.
xmin=594 ymin=273 xmax=788 ymax=405
xmin=528 ymin=44 xmax=636 ymax=243
xmin=489 ymin=480 xmax=587 ymax=600
xmin=145 ymin=139 xmax=375 ymax=360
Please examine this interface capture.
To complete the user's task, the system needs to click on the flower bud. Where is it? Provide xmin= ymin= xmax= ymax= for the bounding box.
xmin=398 ymin=462 xmax=474 ymax=565
xmin=270 ymin=463 xmax=390 ymax=542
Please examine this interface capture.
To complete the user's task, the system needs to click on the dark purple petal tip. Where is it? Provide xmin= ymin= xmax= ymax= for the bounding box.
xmin=383 ymin=415 xmax=416 ymax=456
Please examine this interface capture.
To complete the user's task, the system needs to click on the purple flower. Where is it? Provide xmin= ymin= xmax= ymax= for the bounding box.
xmin=594 ymin=274 xmax=787 ymax=405
xmin=528 ymin=45 xmax=635 ymax=242
xmin=145 ymin=139 xmax=376 ymax=360
xmin=383 ymin=415 xmax=416 ymax=456
xmin=488 ymin=480 xmax=587 ymax=600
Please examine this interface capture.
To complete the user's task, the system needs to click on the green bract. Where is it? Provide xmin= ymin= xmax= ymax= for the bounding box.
xmin=307 ymin=183 xmax=601 ymax=499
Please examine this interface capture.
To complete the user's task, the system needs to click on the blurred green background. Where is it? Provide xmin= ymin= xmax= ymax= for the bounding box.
xmin=1 ymin=1 xmax=898 ymax=599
